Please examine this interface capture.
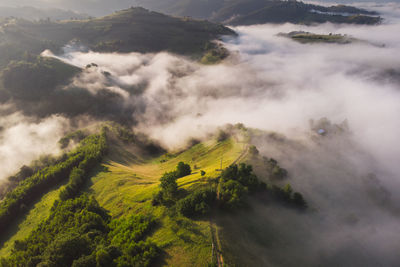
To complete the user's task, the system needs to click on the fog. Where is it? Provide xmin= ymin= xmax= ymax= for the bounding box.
xmin=1 ymin=0 xmax=400 ymax=17
xmin=40 ymin=3 xmax=400 ymax=265
xmin=0 ymin=113 xmax=69 ymax=181
xmin=0 ymin=0 xmax=134 ymax=16
xmin=1 ymin=1 xmax=400 ymax=265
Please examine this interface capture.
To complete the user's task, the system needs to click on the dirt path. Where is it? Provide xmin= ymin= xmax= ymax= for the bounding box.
xmin=232 ymin=144 xmax=250 ymax=166
xmin=210 ymin=219 xmax=224 ymax=267
xmin=210 ymin=142 xmax=249 ymax=266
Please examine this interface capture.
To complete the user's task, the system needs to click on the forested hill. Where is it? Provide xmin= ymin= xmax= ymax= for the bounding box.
xmin=134 ymin=0 xmax=381 ymax=25
xmin=0 ymin=7 xmax=235 ymax=68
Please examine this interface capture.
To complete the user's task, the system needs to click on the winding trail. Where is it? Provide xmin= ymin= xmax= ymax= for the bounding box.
xmin=210 ymin=141 xmax=250 ymax=266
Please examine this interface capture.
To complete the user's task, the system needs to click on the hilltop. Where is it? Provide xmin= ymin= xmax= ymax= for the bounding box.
xmin=278 ymin=31 xmax=357 ymax=44
xmin=0 ymin=7 xmax=234 ymax=69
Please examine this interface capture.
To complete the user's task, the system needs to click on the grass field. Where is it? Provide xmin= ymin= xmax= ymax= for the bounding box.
xmin=89 ymin=137 xmax=246 ymax=266
xmin=0 ymin=134 xmax=248 ymax=265
xmin=0 ymin=186 xmax=65 ymax=257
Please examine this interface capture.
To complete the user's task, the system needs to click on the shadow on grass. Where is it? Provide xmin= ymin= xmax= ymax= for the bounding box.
xmin=0 ymin=179 xmax=69 ymax=252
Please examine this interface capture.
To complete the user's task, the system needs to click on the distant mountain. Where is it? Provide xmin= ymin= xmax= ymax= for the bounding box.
xmin=134 ymin=0 xmax=381 ymax=25
xmin=219 ymin=1 xmax=381 ymax=25
xmin=0 ymin=7 xmax=234 ymax=67
xmin=0 ymin=0 xmax=398 ymax=17
xmin=0 ymin=6 xmax=89 ymax=21
xmin=0 ymin=7 xmax=235 ymax=116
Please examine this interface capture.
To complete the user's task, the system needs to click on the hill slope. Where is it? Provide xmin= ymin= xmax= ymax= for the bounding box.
xmin=0 ymin=7 xmax=234 ymax=68
xmin=0 ymin=126 xmax=246 ymax=265
xmin=0 ymin=124 xmax=305 ymax=266
xmin=134 ymin=0 xmax=381 ymax=25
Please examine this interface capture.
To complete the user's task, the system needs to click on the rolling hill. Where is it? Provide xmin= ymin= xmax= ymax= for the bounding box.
xmin=0 ymin=123 xmax=305 ymax=266
xmin=0 ymin=7 xmax=234 ymax=69
xmin=134 ymin=0 xmax=381 ymax=25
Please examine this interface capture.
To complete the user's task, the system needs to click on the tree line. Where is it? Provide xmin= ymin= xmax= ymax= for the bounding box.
xmin=153 ymin=162 xmax=307 ymax=219
xmin=1 ymin=195 xmax=159 ymax=267
xmin=1 ymin=126 xmax=160 ymax=266
xmin=0 ymin=129 xmax=108 ymax=237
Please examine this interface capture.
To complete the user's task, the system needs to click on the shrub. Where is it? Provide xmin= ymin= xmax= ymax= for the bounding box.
xmin=176 ymin=188 xmax=216 ymax=217
xmin=219 ymin=180 xmax=247 ymax=209
xmin=159 ymin=171 xmax=178 ymax=199
xmin=176 ymin=162 xmax=191 ymax=178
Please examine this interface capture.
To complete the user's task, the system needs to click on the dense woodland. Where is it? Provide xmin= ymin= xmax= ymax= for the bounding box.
xmin=0 ymin=129 xmax=108 ymax=237
xmin=1 ymin=195 xmax=159 ymax=267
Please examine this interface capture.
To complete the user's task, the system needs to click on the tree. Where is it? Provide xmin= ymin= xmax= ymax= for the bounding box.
xmin=219 ymin=180 xmax=247 ymax=209
xmin=201 ymin=170 xmax=206 ymax=176
xmin=42 ymin=233 xmax=91 ymax=267
xmin=176 ymin=162 xmax=191 ymax=178
xmin=160 ymin=172 xmax=178 ymax=198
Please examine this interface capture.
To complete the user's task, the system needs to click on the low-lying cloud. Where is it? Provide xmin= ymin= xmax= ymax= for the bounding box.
xmin=0 ymin=113 xmax=69 ymax=181
xmin=41 ymin=3 xmax=400 ymax=265
xmin=1 ymin=2 xmax=400 ymax=265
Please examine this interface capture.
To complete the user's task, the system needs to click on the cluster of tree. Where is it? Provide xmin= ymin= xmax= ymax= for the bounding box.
xmin=0 ymin=155 xmax=60 ymax=200
xmin=152 ymin=162 xmax=192 ymax=205
xmin=200 ymin=43 xmax=229 ymax=65
xmin=59 ymin=131 xmax=108 ymax=200
xmin=0 ymin=131 xmax=108 ymax=236
xmin=0 ymin=195 xmax=159 ymax=267
xmin=176 ymin=188 xmax=216 ymax=217
xmin=266 ymin=158 xmax=288 ymax=180
xmin=154 ymin=161 xmax=306 ymax=218
xmin=220 ymin=163 xmax=307 ymax=209
xmin=154 ymin=162 xmax=264 ymax=216
xmin=269 ymin=184 xmax=307 ymax=209
xmin=218 ymin=163 xmax=266 ymax=209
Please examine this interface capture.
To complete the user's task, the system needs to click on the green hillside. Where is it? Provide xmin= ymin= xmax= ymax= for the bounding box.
xmin=0 ymin=124 xmax=306 ymax=266
xmin=0 ymin=7 xmax=234 ymax=69
xmin=0 ymin=125 xmax=245 ymax=264
xmin=278 ymin=31 xmax=358 ymax=44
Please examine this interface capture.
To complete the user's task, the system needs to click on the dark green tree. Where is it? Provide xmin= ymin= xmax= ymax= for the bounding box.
xmin=176 ymin=162 xmax=191 ymax=178
xmin=160 ymin=172 xmax=178 ymax=198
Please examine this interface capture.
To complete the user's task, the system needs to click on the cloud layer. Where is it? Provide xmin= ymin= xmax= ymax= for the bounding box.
xmin=1 ymin=2 xmax=400 ymax=265
xmin=40 ymin=4 xmax=400 ymax=265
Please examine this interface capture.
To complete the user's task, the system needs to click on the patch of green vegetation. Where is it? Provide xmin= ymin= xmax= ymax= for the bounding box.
xmin=200 ymin=43 xmax=229 ymax=65
xmin=88 ymin=137 xmax=245 ymax=266
xmin=0 ymin=7 xmax=235 ymax=71
xmin=0 ymin=56 xmax=80 ymax=101
xmin=0 ymin=188 xmax=63 ymax=258
xmin=0 ymin=129 xmax=108 ymax=242
xmin=0 ymin=124 xmax=307 ymax=266
xmin=279 ymin=31 xmax=357 ymax=44
xmin=1 ymin=195 xmax=159 ymax=267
